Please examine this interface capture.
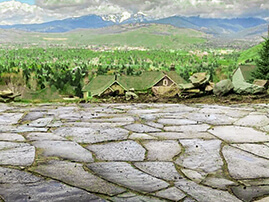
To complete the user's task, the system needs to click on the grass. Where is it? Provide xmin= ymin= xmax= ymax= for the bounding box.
xmin=0 ymin=24 xmax=207 ymax=49
xmin=238 ymin=43 xmax=262 ymax=64
xmin=66 ymin=24 xmax=206 ymax=49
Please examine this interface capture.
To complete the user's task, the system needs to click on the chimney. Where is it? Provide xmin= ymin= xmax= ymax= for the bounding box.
xmin=170 ymin=64 xmax=175 ymax=71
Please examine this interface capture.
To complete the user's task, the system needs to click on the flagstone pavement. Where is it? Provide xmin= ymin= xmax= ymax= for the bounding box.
xmin=0 ymin=102 xmax=269 ymax=202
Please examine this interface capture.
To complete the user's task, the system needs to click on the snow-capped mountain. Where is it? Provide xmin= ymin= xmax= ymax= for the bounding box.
xmin=102 ymin=12 xmax=149 ymax=24
xmin=102 ymin=11 xmax=132 ymax=23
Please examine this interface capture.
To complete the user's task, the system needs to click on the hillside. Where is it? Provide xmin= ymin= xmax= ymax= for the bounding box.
xmin=0 ymin=24 xmax=207 ymax=49
xmin=238 ymin=43 xmax=262 ymax=64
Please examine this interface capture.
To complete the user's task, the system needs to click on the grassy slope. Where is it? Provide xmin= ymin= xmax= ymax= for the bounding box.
xmin=0 ymin=24 xmax=207 ymax=49
xmin=238 ymin=43 xmax=262 ymax=64
xmin=66 ymin=24 xmax=206 ymax=49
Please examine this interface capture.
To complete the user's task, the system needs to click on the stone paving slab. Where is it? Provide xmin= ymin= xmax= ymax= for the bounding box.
xmin=0 ymin=167 xmax=103 ymax=202
xmin=87 ymin=140 xmax=145 ymax=161
xmin=176 ymin=139 xmax=223 ymax=173
xmin=88 ymin=162 xmax=169 ymax=192
xmin=222 ymin=145 xmax=269 ymax=179
xmin=0 ymin=103 xmax=269 ymax=202
xmin=32 ymin=140 xmax=94 ymax=162
xmin=0 ymin=142 xmax=35 ymax=166
xmin=32 ymin=160 xmax=125 ymax=196
xmin=142 ymin=140 xmax=181 ymax=161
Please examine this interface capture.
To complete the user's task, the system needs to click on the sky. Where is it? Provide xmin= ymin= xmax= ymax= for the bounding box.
xmin=0 ymin=0 xmax=268 ymax=25
xmin=0 ymin=0 xmax=35 ymax=4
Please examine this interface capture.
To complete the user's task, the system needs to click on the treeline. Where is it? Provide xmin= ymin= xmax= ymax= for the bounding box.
xmin=0 ymin=47 xmax=240 ymax=97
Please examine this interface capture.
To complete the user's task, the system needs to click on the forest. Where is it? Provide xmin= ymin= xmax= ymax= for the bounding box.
xmin=0 ymin=47 xmax=240 ymax=98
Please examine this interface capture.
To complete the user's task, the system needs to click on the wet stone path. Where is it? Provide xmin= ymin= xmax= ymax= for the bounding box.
xmin=0 ymin=103 xmax=269 ymax=202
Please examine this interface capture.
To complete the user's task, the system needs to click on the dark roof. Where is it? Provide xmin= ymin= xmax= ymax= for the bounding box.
xmin=166 ymin=71 xmax=187 ymax=84
xmin=118 ymin=71 xmax=164 ymax=91
xmin=82 ymin=75 xmax=115 ymax=96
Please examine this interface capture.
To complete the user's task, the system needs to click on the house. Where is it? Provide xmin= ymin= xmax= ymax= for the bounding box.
xmin=82 ymin=75 xmax=127 ymax=98
xmin=82 ymin=71 xmax=186 ymax=98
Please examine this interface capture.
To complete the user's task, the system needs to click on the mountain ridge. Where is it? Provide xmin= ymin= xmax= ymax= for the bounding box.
xmin=0 ymin=14 xmax=267 ymax=38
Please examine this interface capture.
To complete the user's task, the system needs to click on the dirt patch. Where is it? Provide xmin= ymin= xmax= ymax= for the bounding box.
xmin=90 ymin=94 xmax=269 ymax=105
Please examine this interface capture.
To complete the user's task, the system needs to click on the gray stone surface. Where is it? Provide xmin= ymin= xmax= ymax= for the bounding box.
xmin=231 ymin=185 xmax=269 ymax=202
xmin=53 ymin=127 xmax=129 ymax=143
xmin=0 ymin=133 xmax=25 ymax=141
xmin=125 ymin=124 xmax=162 ymax=133
xmin=87 ymin=141 xmax=145 ymax=161
xmin=175 ymin=179 xmax=241 ymax=202
xmin=185 ymin=113 xmax=237 ymax=125
xmin=143 ymin=140 xmax=181 ymax=161
xmin=157 ymin=118 xmax=197 ymax=125
xmin=0 ymin=142 xmax=35 ymax=166
xmin=164 ymin=124 xmax=210 ymax=133
xmin=26 ymin=132 xmax=66 ymax=141
xmin=146 ymin=121 xmax=164 ymax=129
xmin=32 ymin=160 xmax=125 ymax=196
xmin=129 ymin=133 xmax=157 ymax=140
xmin=155 ymin=187 xmax=186 ymax=201
xmin=255 ymin=196 xmax=269 ymax=202
xmin=111 ymin=192 xmax=165 ymax=202
xmin=209 ymin=126 xmax=269 ymax=142
xmin=21 ymin=111 xmax=45 ymax=121
xmin=232 ymin=143 xmax=269 ymax=159
xmin=0 ymin=167 xmax=102 ymax=202
xmin=150 ymin=132 xmax=215 ymax=139
xmin=176 ymin=139 xmax=223 ymax=173
xmin=28 ymin=117 xmax=53 ymax=127
xmin=0 ymin=113 xmax=23 ymax=125
xmin=223 ymin=145 xmax=269 ymax=179
xmin=134 ymin=162 xmax=183 ymax=181
xmin=234 ymin=114 xmax=269 ymax=127
xmin=89 ymin=116 xmax=135 ymax=123
xmin=32 ymin=140 xmax=94 ymax=162
xmin=88 ymin=162 xmax=169 ymax=192
xmin=202 ymin=177 xmax=237 ymax=190
xmin=181 ymin=169 xmax=206 ymax=183
xmin=1 ymin=103 xmax=269 ymax=201
xmin=12 ymin=125 xmax=49 ymax=133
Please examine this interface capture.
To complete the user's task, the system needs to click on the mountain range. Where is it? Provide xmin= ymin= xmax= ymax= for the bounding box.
xmin=0 ymin=12 xmax=268 ymax=38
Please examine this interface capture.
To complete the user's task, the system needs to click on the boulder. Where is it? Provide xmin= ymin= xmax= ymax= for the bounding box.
xmin=213 ymin=79 xmax=234 ymax=96
xmin=0 ymin=90 xmax=13 ymax=97
xmin=189 ymin=72 xmax=210 ymax=86
xmin=125 ymin=91 xmax=139 ymax=101
xmin=253 ymin=80 xmax=269 ymax=89
xmin=205 ymin=82 xmax=214 ymax=93
xmin=152 ymin=86 xmax=179 ymax=97
xmin=233 ymin=82 xmax=265 ymax=95
xmin=0 ymin=90 xmax=21 ymax=103
xmin=178 ymin=83 xmax=195 ymax=90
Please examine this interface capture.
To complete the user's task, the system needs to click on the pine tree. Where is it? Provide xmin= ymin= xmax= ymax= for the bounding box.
xmin=252 ymin=37 xmax=269 ymax=80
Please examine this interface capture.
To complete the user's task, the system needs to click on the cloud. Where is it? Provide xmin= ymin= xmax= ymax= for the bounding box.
xmin=1 ymin=0 xmax=269 ymax=25
xmin=35 ymin=0 xmax=269 ymax=19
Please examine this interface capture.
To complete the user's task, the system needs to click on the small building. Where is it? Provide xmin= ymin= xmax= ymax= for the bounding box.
xmin=82 ymin=71 xmax=186 ymax=98
xmin=82 ymin=75 xmax=127 ymax=98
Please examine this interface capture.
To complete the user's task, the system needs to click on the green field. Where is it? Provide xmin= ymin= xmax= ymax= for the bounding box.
xmin=0 ymin=24 xmax=207 ymax=49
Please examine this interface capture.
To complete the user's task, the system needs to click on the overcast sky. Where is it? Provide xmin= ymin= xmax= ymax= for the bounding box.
xmin=0 ymin=0 xmax=268 ymax=25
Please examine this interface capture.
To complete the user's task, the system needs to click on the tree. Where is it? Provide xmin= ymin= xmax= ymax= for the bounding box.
xmin=252 ymin=37 xmax=269 ymax=80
